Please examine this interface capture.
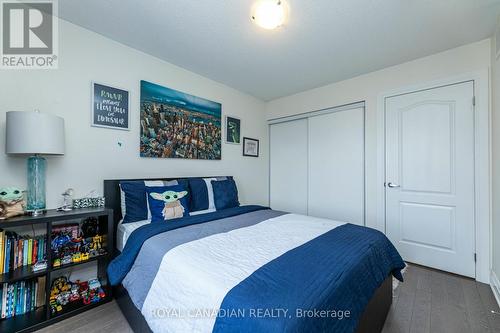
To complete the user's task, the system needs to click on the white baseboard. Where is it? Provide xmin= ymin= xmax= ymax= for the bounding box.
xmin=490 ymin=270 xmax=500 ymax=308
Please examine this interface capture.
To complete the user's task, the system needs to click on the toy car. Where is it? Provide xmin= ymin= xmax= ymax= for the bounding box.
xmin=51 ymin=234 xmax=72 ymax=251
xmin=98 ymin=287 xmax=106 ymax=299
xmin=32 ymin=260 xmax=47 ymax=272
xmin=89 ymin=249 xmax=99 ymax=258
xmin=56 ymin=291 xmax=71 ymax=306
xmin=49 ymin=299 xmax=62 ymax=314
xmin=61 ymin=255 xmax=72 ymax=265
xmin=81 ymin=252 xmax=89 ymax=261
xmin=79 ymin=280 xmax=89 ymax=292
xmin=53 ymin=258 xmax=61 ymax=267
xmin=69 ymin=284 xmax=80 ymax=302
xmin=88 ymin=278 xmax=101 ymax=290
xmin=72 ymin=252 xmax=81 ymax=263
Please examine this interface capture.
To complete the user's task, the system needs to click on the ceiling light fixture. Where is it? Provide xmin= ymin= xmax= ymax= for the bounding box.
xmin=251 ymin=0 xmax=288 ymax=30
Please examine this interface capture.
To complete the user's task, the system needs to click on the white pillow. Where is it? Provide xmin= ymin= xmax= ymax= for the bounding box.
xmin=119 ymin=184 xmax=126 ymax=217
xmin=203 ymin=178 xmax=217 ymax=211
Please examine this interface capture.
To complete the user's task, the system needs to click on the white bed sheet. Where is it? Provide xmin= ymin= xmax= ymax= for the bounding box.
xmin=116 ymin=219 xmax=150 ymax=252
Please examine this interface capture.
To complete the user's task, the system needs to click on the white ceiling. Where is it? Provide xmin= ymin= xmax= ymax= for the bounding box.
xmin=59 ymin=0 xmax=500 ymax=101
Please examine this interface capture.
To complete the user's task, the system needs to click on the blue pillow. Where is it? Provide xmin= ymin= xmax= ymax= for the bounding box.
xmin=146 ymin=185 xmax=190 ymax=223
xmin=120 ymin=181 xmax=148 ymax=223
xmin=211 ymin=179 xmax=240 ymax=210
xmin=188 ymin=177 xmax=233 ymax=212
xmin=188 ymin=178 xmax=209 ymax=212
xmin=120 ymin=179 xmax=190 ymax=223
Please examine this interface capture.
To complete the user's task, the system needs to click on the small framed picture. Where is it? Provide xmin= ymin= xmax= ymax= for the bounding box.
xmin=225 ymin=115 xmax=241 ymax=144
xmin=92 ymin=82 xmax=130 ymax=131
xmin=243 ymin=137 xmax=259 ymax=157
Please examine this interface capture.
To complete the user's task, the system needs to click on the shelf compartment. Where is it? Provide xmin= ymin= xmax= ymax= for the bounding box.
xmin=0 ymin=306 xmax=46 ymax=333
xmin=0 ymin=265 xmax=47 ymax=284
xmin=51 ymin=253 xmax=109 ymax=272
xmin=49 ymin=286 xmax=111 ymax=320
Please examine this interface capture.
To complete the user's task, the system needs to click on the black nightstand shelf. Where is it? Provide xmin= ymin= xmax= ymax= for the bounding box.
xmin=0 ymin=208 xmax=114 ymax=333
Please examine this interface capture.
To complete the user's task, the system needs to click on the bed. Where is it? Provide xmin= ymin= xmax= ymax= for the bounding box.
xmin=104 ymin=177 xmax=405 ymax=333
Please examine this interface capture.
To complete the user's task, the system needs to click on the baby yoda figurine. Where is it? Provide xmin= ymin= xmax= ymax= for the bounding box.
xmin=150 ymin=190 xmax=188 ymax=220
xmin=0 ymin=187 xmax=25 ymax=220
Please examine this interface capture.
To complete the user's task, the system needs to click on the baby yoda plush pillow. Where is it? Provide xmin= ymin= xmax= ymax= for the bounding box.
xmin=146 ymin=185 xmax=190 ymax=223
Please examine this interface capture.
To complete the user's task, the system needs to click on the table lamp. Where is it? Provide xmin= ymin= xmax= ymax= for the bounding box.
xmin=5 ymin=111 xmax=65 ymax=215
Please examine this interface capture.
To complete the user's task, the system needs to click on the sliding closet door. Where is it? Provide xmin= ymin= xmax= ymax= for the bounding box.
xmin=270 ymin=119 xmax=308 ymax=214
xmin=308 ymin=107 xmax=365 ymax=225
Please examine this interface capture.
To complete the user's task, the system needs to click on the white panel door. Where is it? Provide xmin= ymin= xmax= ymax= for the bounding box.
xmin=385 ymin=81 xmax=475 ymax=277
xmin=270 ymin=119 xmax=308 ymax=214
xmin=308 ymin=107 xmax=365 ymax=225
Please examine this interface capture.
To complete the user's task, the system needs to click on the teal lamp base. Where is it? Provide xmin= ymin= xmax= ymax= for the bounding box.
xmin=27 ymin=155 xmax=46 ymax=215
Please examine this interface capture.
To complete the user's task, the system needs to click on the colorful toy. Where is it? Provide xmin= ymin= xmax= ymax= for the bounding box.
xmin=0 ymin=187 xmax=25 ymax=219
xmin=90 ymin=289 xmax=100 ymax=303
xmin=69 ymin=283 xmax=80 ymax=302
xmin=91 ymin=234 xmax=103 ymax=251
xmin=53 ymin=258 xmax=61 ymax=267
xmin=98 ymin=288 xmax=106 ymax=299
xmin=149 ymin=190 xmax=188 ymax=219
xmin=72 ymin=252 xmax=81 ymax=263
xmin=51 ymin=234 xmax=72 ymax=251
xmin=49 ymin=299 xmax=62 ymax=314
xmin=49 ymin=276 xmax=105 ymax=313
xmin=79 ymin=281 xmax=91 ymax=305
xmin=88 ymin=279 xmax=101 ymax=289
xmin=32 ymin=260 xmax=47 ymax=272
xmin=81 ymin=252 xmax=89 ymax=261
xmin=50 ymin=277 xmax=72 ymax=313
xmin=61 ymin=255 xmax=72 ymax=265
xmin=56 ymin=291 xmax=71 ymax=306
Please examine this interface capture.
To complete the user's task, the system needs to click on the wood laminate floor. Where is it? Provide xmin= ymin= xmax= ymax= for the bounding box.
xmin=382 ymin=264 xmax=500 ymax=333
xmin=36 ymin=264 xmax=500 ymax=333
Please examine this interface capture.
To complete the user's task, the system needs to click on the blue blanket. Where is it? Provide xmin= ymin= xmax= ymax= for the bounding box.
xmin=213 ymin=223 xmax=405 ymax=333
xmin=107 ymin=205 xmax=269 ymax=285
xmin=110 ymin=207 xmax=405 ymax=333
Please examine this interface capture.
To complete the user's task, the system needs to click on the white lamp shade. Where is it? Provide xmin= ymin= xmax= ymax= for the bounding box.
xmin=6 ymin=111 xmax=65 ymax=155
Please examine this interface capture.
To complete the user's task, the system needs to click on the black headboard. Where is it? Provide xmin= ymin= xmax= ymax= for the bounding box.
xmin=103 ymin=176 xmax=228 ymax=251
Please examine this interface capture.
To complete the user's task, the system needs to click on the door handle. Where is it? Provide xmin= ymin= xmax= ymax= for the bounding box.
xmin=387 ymin=182 xmax=400 ymax=188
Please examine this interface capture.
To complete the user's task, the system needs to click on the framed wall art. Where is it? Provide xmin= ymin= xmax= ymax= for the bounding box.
xmin=225 ymin=115 xmax=241 ymax=144
xmin=140 ymin=80 xmax=222 ymax=160
xmin=243 ymin=137 xmax=259 ymax=157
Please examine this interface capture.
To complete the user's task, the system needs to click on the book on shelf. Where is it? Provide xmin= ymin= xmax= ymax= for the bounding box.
xmin=0 ymin=230 xmax=47 ymax=274
xmin=0 ymin=277 xmax=44 ymax=319
xmin=0 ymin=230 xmax=4 ymax=274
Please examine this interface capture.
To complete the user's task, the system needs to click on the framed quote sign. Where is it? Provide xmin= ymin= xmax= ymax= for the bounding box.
xmin=92 ymin=82 xmax=130 ymax=130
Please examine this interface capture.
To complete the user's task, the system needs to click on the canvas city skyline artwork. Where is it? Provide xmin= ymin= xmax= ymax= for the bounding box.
xmin=140 ymin=80 xmax=222 ymax=160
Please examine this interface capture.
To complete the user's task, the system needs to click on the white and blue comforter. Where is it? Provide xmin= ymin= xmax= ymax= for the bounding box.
xmin=108 ymin=206 xmax=405 ymax=333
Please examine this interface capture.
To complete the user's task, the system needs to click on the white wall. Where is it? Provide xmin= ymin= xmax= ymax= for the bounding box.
xmin=266 ymin=39 xmax=491 ymax=231
xmin=491 ymin=32 xmax=500 ymax=289
xmin=0 ymin=19 xmax=269 ymax=209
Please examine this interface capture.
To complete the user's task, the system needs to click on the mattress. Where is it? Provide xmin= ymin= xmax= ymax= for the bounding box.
xmin=116 ymin=219 xmax=150 ymax=252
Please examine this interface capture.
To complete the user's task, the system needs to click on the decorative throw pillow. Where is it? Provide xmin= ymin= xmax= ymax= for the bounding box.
xmin=120 ymin=179 xmax=188 ymax=223
xmin=211 ymin=179 xmax=240 ymax=210
xmin=146 ymin=185 xmax=190 ymax=222
xmin=120 ymin=181 xmax=148 ymax=223
xmin=188 ymin=177 xmax=231 ymax=213
xmin=188 ymin=178 xmax=209 ymax=212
